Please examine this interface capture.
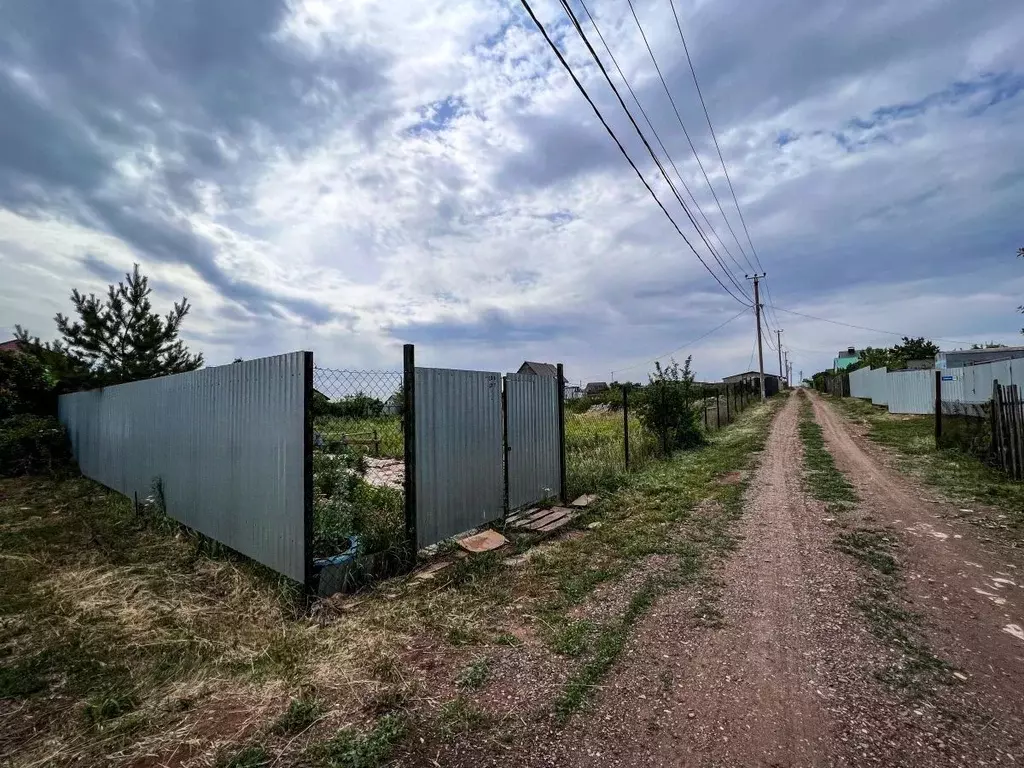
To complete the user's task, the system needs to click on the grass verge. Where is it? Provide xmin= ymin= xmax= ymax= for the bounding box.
xmin=829 ymin=395 xmax=1024 ymax=541
xmin=797 ymin=393 xmax=950 ymax=695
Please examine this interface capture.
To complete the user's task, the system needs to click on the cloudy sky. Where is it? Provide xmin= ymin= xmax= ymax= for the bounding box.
xmin=1 ymin=0 xmax=1022 ymax=384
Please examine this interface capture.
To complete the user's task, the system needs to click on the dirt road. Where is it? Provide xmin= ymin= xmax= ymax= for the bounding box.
xmin=810 ymin=391 xmax=1024 ymax=763
xmin=532 ymin=391 xmax=967 ymax=766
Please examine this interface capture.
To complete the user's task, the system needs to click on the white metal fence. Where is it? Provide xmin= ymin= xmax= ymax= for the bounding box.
xmin=849 ymin=358 xmax=1024 ymax=415
xmin=59 ymin=352 xmax=311 ymax=583
xmin=886 ymin=370 xmax=935 ymax=415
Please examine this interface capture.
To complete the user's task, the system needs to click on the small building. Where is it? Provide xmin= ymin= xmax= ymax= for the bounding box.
xmin=564 ymin=384 xmax=583 ymax=400
xmin=722 ymin=371 xmax=781 ymax=397
xmin=382 ymin=393 xmax=402 ymax=415
xmin=0 ymin=339 xmax=25 ymax=354
xmin=517 ymin=361 xmax=557 ymax=377
xmin=584 ymin=381 xmax=610 ymax=396
xmin=833 ymin=347 xmax=863 ymax=372
xmin=936 ymin=346 xmax=1024 ymax=369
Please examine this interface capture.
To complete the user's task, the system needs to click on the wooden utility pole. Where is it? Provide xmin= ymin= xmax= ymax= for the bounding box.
xmin=747 ymin=273 xmax=767 ymax=399
xmin=783 ymin=350 xmax=790 ymax=387
xmin=776 ymin=329 xmax=784 ymax=385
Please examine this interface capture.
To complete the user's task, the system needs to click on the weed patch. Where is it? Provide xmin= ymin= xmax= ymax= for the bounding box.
xmin=311 ymin=714 xmax=406 ymax=768
xmin=273 ymin=695 xmax=325 ymax=735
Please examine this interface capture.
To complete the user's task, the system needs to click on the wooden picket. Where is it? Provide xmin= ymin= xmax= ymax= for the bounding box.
xmin=992 ymin=381 xmax=1024 ymax=481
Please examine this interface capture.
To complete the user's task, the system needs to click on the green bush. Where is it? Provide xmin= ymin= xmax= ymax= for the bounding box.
xmin=0 ymin=414 xmax=72 ymax=477
xmin=635 ymin=358 xmax=704 ymax=455
xmin=0 ymin=351 xmax=56 ymax=418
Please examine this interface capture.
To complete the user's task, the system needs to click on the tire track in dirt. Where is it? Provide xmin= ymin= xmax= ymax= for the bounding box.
xmin=810 ymin=391 xmax=1024 ymax=762
xmin=538 ymin=392 xmax=922 ymax=767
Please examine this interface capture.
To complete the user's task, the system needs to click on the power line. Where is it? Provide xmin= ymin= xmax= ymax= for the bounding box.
xmin=610 ymin=307 xmax=749 ymax=377
xmin=668 ymin=0 xmax=761 ymax=274
xmin=576 ymin=0 xmax=752 ymax=302
xmin=667 ymin=0 xmax=786 ymax=332
xmin=555 ymin=0 xmax=752 ymax=302
xmin=772 ymin=306 xmax=976 ymax=345
xmin=514 ymin=0 xmax=750 ymax=306
xmin=626 ymin=0 xmax=758 ymax=277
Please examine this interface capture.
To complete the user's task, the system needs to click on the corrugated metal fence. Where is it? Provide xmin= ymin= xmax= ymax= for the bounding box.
xmin=505 ymin=373 xmax=561 ymax=510
xmin=848 ymin=359 xmax=1024 ymax=415
xmin=849 ymin=367 xmax=871 ymax=399
xmin=59 ymin=352 xmax=311 ymax=584
xmin=413 ymin=367 xmax=505 ymax=549
xmin=886 ymin=370 xmax=935 ymax=415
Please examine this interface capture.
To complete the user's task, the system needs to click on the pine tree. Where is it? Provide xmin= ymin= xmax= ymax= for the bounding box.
xmin=16 ymin=264 xmax=203 ymax=388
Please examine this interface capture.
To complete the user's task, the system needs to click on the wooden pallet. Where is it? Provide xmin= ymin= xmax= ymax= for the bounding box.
xmin=506 ymin=506 xmax=577 ymax=533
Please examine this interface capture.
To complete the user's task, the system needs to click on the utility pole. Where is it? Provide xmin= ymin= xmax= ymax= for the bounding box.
xmin=783 ymin=351 xmax=790 ymax=387
xmin=776 ymin=329 xmax=784 ymax=386
xmin=746 ymin=273 xmax=767 ymax=399
xmin=788 ymin=361 xmax=793 ymax=387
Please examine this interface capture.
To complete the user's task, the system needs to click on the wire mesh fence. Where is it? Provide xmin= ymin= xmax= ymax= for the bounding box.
xmin=562 ymin=379 xmax=762 ymax=499
xmin=312 ymin=367 xmax=407 ymax=594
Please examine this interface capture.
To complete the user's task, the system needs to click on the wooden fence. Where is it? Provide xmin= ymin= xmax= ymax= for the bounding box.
xmin=992 ymin=381 xmax=1024 ymax=481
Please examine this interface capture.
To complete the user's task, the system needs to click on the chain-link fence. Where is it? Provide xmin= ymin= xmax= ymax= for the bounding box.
xmin=563 ymin=379 xmax=762 ymax=499
xmin=312 ymin=367 xmax=407 ymax=594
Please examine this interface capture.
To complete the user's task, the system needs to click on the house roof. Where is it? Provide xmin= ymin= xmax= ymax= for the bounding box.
xmin=518 ymin=361 xmax=557 ymax=377
xmin=0 ymin=339 xmax=24 ymax=353
xmin=722 ymin=371 xmax=781 ymax=381
xmin=584 ymin=381 xmax=609 ymax=392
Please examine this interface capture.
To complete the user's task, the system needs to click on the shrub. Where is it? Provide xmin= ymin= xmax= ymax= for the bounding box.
xmin=0 ymin=414 xmax=72 ymax=477
xmin=0 ymin=351 xmax=55 ymax=418
xmin=635 ymin=357 xmax=704 ymax=455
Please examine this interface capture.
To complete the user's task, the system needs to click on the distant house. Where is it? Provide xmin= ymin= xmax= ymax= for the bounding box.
xmin=936 ymin=346 xmax=1024 ymax=369
xmin=517 ymin=361 xmax=557 ymax=377
xmin=0 ymin=339 xmax=25 ymax=354
xmin=722 ymin=371 xmax=781 ymax=397
xmin=584 ymin=382 xmax=610 ymax=396
xmin=564 ymin=384 xmax=583 ymax=400
xmin=383 ymin=393 xmax=402 ymax=415
xmin=833 ymin=347 xmax=863 ymax=372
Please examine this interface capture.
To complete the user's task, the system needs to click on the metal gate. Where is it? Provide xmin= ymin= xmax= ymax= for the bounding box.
xmin=413 ymin=367 xmax=504 ymax=548
xmin=505 ymin=373 xmax=561 ymax=510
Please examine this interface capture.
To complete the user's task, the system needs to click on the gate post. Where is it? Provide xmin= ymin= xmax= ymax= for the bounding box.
xmin=726 ymin=384 xmax=731 ymax=424
xmin=934 ymin=370 xmax=942 ymax=448
xmin=556 ymin=363 xmax=567 ymax=503
xmin=502 ymin=376 xmax=510 ymax=514
xmin=402 ymin=344 xmax=417 ymax=566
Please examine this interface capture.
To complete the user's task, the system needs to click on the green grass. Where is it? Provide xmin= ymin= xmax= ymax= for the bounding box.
xmin=435 ymin=697 xmax=490 ymax=737
xmin=830 ymin=395 xmax=1024 ymax=540
xmin=273 ymin=695 xmax=325 ymax=735
xmin=455 ymin=658 xmax=490 ymax=690
xmin=218 ymin=745 xmax=272 ymax=768
xmin=309 ymin=714 xmax=406 ymax=768
xmin=797 ymin=393 xmax=950 ymax=695
xmin=315 ymin=416 xmax=404 ymax=460
xmin=797 ymin=397 xmax=858 ymax=510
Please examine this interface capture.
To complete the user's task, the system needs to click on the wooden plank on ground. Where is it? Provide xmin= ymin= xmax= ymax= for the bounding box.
xmin=521 ymin=507 xmax=575 ymax=531
xmin=536 ymin=510 xmax=576 ymax=532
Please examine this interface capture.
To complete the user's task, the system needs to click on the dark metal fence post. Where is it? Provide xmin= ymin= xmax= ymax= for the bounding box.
xmin=703 ymin=389 xmax=709 ymax=430
xmin=556 ymin=363 xmax=567 ymax=502
xmin=623 ymin=384 xmax=630 ymax=470
xmin=934 ymin=370 xmax=942 ymax=448
xmin=302 ymin=350 xmax=315 ymax=596
xmin=726 ymin=384 xmax=731 ymax=424
xmin=502 ymin=376 xmax=510 ymax=515
xmin=402 ymin=344 xmax=417 ymax=566
xmin=715 ymin=389 xmax=720 ymax=430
